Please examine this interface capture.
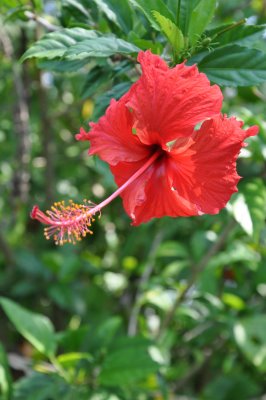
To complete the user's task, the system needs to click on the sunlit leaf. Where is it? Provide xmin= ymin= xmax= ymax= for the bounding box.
xmin=234 ymin=315 xmax=266 ymax=371
xmin=230 ymin=193 xmax=253 ymax=236
xmin=57 ymin=352 xmax=93 ymax=368
xmin=0 ymin=298 xmax=56 ymax=357
xmin=152 ymin=11 xmax=184 ymax=52
xmin=222 ymin=293 xmax=245 ymax=310
xmin=129 ymin=0 xmax=175 ymax=30
xmin=242 ymin=178 xmax=266 ymax=241
xmin=0 ymin=343 xmax=12 ymax=400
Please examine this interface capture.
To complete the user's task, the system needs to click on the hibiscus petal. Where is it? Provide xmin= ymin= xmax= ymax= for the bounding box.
xmin=126 ymin=50 xmax=223 ymax=146
xmin=87 ymin=98 xmax=149 ymax=165
xmin=110 ymin=159 xmax=153 ymax=219
xmin=168 ymin=115 xmax=259 ymax=215
xmin=111 ymin=157 xmax=199 ymax=225
xmin=75 ymin=127 xmax=91 ymax=141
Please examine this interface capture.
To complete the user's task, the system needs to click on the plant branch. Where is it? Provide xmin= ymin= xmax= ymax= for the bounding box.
xmin=173 ymin=338 xmax=225 ymax=392
xmin=0 ymin=27 xmax=31 ymax=204
xmin=0 ymin=229 xmax=16 ymax=268
xmin=157 ymin=219 xmax=237 ymax=339
xmin=36 ymin=70 xmax=56 ymax=205
xmin=24 ymin=11 xmax=59 ymax=31
xmin=128 ymin=229 xmax=164 ymax=336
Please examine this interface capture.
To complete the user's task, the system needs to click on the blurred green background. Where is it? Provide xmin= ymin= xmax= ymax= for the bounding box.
xmin=0 ymin=0 xmax=266 ymax=399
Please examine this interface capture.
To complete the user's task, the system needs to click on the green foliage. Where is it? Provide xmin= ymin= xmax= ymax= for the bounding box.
xmin=187 ymin=0 xmax=217 ymax=46
xmin=208 ymin=23 xmax=266 ymax=50
xmin=234 ymin=315 xmax=266 ymax=371
xmin=92 ymin=0 xmax=133 ymax=33
xmin=12 ymin=373 xmax=69 ymax=400
xmin=152 ymin=11 xmax=184 ymax=53
xmin=129 ymin=0 xmax=175 ymax=29
xmin=0 ymin=298 xmax=57 ymax=357
xmin=99 ymin=337 xmax=160 ymax=386
xmin=0 ymin=343 xmax=12 ymax=400
xmin=21 ymin=28 xmax=100 ymax=61
xmin=198 ymin=45 xmax=266 ymax=86
xmin=64 ymin=37 xmax=140 ymax=59
xmin=21 ymin=29 xmax=139 ymax=64
xmin=242 ymin=179 xmax=266 ymax=240
xmin=174 ymin=0 xmax=201 ymax=35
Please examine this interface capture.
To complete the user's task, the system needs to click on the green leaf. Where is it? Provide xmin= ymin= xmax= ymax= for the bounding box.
xmin=21 ymin=28 xmax=99 ymax=61
xmin=94 ymin=317 xmax=123 ymax=349
xmin=234 ymin=315 xmax=266 ymax=371
xmin=208 ymin=241 xmax=259 ymax=269
xmin=222 ymin=293 xmax=245 ymax=310
xmin=188 ymin=0 xmax=217 ymax=46
xmin=152 ymin=11 xmax=184 ymax=52
xmin=12 ymin=373 xmax=67 ymax=400
xmin=210 ymin=24 xmax=266 ymax=52
xmin=144 ymin=287 xmax=176 ymax=311
xmin=242 ymin=178 xmax=266 ymax=241
xmin=3 ymin=5 xmax=29 ymax=22
xmin=0 ymin=343 xmax=12 ymax=400
xmin=64 ymin=37 xmax=140 ymax=60
xmin=203 ymin=372 xmax=260 ymax=400
xmin=156 ymin=240 xmax=188 ymax=258
xmin=92 ymin=81 xmax=132 ymax=119
xmin=21 ymin=27 xmax=139 ymax=65
xmin=129 ymin=0 xmax=175 ymax=30
xmin=81 ymin=66 xmax=112 ymax=99
xmin=61 ymin=0 xmax=95 ymax=26
xmin=0 ymin=0 xmax=28 ymax=11
xmin=0 ymin=297 xmax=56 ymax=357
xmin=198 ymin=45 xmax=266 ymax=86
xmin=230 ymin=193 xmax=253 ymax=236
xmin=93 ymin=0 xmax=133 ymax=33
xmin=37 ymin=58 xmax=91 ymax=72
xmin=129 ymin=33 xmax=163 ymax=53
xmin=99 ymin=337 xmax=160 ymax=386
xmin=57 ymin=352 xmax=92 ymax=369
xmin=62 ymin=0 xmax=91 ymax=18
xmin=176 ymin=0 xmax=201 ymax=36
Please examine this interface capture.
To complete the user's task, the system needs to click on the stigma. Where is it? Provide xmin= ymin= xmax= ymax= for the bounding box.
xmin=31 ymin=200 xmax=100 ymax=245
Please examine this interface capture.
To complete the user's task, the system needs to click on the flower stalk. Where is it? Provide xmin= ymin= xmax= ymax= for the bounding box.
xmin=31 ymin=151 xmax=160 ymax=245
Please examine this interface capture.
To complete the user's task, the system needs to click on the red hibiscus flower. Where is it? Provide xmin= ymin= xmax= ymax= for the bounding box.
xmin=32 ymin=50 xmax=258 ymax=244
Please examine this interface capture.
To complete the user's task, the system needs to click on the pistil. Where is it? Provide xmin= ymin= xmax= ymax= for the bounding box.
xmin=31 ymin=151 xmax=160 ymax=245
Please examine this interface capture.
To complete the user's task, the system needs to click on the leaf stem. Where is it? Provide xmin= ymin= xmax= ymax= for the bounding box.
xmin=49 ymin=355 xmax=71 ymax=383
xmin=128 ymin=229 xmax=164 ymax=336
xmin=176 ymin=0 xmax=181 ymax=27
xmin=211 ymin=18 xmax=246 ymax=40
xmin=156 ymin=219 xmax=237 ymax=339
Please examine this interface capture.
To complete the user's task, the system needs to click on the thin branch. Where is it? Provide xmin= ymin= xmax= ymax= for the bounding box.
xmin=37 ymin=72 xmax=56 ymax=205
xmin=0 ymin=27 xmax=31 ymax=204
xmin=24 ymin=11 xmax=59 ymax=32
xmin=0 ymin=229 xmax=16 ymax=268
xmin=173 ymin=338 xmax=225 ymax=392
xmin=157 ymin=219 xmax=237 ymax=339
xmin=128 ymin=230 xmax=164 ymax=336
